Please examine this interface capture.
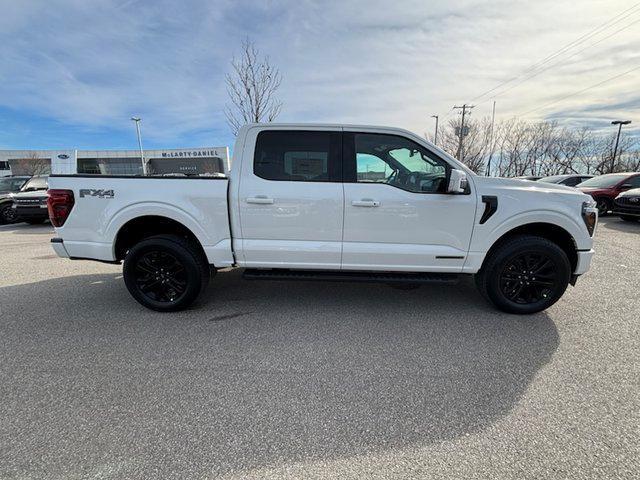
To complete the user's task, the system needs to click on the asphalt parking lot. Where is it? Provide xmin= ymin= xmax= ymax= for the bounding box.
xmin=0 ymin=219 xmax=638 ymax=479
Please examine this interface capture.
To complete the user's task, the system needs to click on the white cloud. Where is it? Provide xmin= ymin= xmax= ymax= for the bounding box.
xmin=0 ymin=0 xmax=638 ymax=145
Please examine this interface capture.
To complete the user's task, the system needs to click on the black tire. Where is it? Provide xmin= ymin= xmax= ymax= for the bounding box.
xmin=0 ymin=203 xmax=18 ymax=224
xmin=595 ymin=197 xmax=611 ymax=216
xmin=620 ymin=215 xmax=639 ymax=222
xmin=25 ymin=218 xmax=47 ymax=224
xmin=474 ymin=235 xmax=571 ymax=314
xmin=123 ymin=234 xmax=210 ymax=312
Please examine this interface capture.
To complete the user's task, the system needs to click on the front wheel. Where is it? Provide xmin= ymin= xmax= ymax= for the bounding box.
xmin=595 ymin=197 xmax=611 ymax=216
xmin=475 ymin=235 xmax=571 ymax=314
xmin=123 ymin=234 xmax=210 ymax=312
xmin=0 ymin=204 xmax=18 ymax=224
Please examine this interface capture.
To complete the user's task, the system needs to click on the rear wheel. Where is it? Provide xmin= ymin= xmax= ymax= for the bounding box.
xmin=475 ymin=235 xmax=571 ymax=314
xmin=620 ymin=215 xmax=639 ymax=222
xmin=0 ymin=204 xmax=18 ymax=224
xmin=123 ymin=234 xmax=210 ymax=312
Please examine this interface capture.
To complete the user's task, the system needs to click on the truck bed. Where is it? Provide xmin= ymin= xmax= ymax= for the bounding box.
xmin=48 ymin=174 xmax=234 ymax=267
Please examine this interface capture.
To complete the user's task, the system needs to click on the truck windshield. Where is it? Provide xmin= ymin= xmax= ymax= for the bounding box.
xmin=578 ymin=174 xmax=627 ymax=188
xmin=20 ymin=177 xmax=48 ymax=191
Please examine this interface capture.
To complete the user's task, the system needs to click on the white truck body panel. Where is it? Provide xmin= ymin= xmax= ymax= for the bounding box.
xmin=49 ymin=176 xmax=234 ymax=267
xmin=49 ymin=123 xmax=596 ymax=279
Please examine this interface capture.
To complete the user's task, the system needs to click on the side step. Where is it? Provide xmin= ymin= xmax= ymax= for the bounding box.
xmin=243 ymin=268 xmax=459 ymax=285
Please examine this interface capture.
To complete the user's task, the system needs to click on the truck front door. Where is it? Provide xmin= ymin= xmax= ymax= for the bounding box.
xmin=237 ymin=128 xmax=344 ymax=269
xmin=341 ymin=130 xmax=476 ymax=272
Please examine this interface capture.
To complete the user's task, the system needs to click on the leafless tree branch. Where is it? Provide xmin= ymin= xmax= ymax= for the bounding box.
xmin=225 ymin=38 xmax=282 ymax=136
xmin=435 ymin=116 xmax=639 ymax=176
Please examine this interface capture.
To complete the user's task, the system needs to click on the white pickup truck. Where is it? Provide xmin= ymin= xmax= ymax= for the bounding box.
xmin=48 ymin=124 xmax=598 ymax=314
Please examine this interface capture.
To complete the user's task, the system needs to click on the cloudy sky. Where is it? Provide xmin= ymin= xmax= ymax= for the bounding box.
xmin=0 ymin=0 xmax=638 ymax=150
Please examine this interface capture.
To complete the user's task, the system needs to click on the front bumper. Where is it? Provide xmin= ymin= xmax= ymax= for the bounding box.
xmin=50 ymin=238 xmax=69 ymax=258
xmin=13 ymin=205 xmax=49 ymax=219
xmin=575 ymin=249 xmax=595 ymax=275
xmin=613 ymin=197 xmax=640 ymax=216
xmin=613 ymin=206 xmax=640 ymax=216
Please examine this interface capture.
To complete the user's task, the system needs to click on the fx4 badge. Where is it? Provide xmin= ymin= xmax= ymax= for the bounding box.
xmin=79 ymin=189 xmax=114 ymax=199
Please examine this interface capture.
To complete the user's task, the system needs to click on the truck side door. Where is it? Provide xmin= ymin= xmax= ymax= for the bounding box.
xmin=236 ymin=127 xmax=344 ymax=269
xmin=341 ymin=130 xmax=476 ymax=272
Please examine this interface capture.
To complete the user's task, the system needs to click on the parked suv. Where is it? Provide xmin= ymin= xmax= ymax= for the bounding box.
xmin=0 ymin=176 xmax=30 ymax=224
xmin=577 ymin=173 xmax=640 ymax=215
xmin=614 ymin=188 xmax=640 ymax=222
xmin=11 ymin=175 xmax=50 ymax=224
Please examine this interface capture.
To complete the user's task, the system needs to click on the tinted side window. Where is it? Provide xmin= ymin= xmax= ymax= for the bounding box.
xmin=254 ymin=131 xmax=341 ymax=182
xmin=350 ymin=133 xmax=449 ymax=193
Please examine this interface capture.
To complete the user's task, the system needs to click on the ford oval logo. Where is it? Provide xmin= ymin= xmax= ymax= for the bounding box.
xmin=57 ymin=154 xmax=69 ymax=159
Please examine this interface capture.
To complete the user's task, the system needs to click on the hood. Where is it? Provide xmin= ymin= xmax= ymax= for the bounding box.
xmin=618 ymin=188 xmax=640 ymax=198
xmin=11 ymin=190 xmax=49 ymax=200
xmin=472 ymin=176 xmax=593 ymax=222
xmin=474 ymin=176 xmax=583 ymax=195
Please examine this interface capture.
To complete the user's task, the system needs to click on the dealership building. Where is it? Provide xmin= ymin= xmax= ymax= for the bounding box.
xmin=0 ymin=147 xmax=230 ymax=177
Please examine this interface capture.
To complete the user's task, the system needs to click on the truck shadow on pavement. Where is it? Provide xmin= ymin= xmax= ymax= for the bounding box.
xmin=1 ymin=270 xmax=559 ymax=478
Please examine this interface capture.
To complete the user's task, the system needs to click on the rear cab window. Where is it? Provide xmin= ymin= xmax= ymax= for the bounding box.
xmin=253 ymin=130 xmax=342 ymax=182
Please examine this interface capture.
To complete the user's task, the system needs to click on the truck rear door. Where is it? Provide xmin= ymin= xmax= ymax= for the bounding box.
xmin=236 ymin=127 xmax=344 ymax=269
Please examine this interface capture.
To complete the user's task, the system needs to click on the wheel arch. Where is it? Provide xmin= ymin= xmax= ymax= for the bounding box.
xmin=114 ymin=215 xmax=208 ymax=263
xmin=480 ymin=222 xmax=578 ymax=273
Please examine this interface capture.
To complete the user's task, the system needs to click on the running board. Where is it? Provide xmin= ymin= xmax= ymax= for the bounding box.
xmin=242 ymin=268 xmax=459 ymax=285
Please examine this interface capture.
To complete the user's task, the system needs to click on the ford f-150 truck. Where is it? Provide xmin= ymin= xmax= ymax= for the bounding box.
xmin=48 ymin=124 xmax=598 ymax=314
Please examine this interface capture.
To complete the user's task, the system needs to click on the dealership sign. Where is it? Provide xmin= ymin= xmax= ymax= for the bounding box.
xmin=160 ymin=150 xmax=221 ymax=158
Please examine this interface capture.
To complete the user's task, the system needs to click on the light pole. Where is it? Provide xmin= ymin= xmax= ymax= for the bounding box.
xmin=431 ymin=115 xmax=439 ymax=146
xmin=610 ymin=120 xmax=631 ymax=173
xmin=131 ymin=116 xmax=147 ymax=175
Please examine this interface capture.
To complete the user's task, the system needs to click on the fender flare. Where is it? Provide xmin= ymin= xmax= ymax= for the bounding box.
xmin=478 ymin=210 xmax=587 ymax=252
xmin=106 ymin=202 xmax=215 ymax=257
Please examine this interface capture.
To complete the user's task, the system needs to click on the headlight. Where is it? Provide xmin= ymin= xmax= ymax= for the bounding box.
xmin=582 ymin=201 xmax=598 ymax=236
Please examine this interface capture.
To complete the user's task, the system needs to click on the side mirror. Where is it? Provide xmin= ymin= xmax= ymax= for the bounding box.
xmin=447 ymin=169 xmax=468 ymax=194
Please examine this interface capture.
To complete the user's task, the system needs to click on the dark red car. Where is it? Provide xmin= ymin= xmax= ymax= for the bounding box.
xmin=577 ymin=172 xmax=640 ymax=215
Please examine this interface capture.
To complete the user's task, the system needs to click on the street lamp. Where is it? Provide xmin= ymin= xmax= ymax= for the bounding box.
xmin=131 ymin=116 xmax=147 ymax=175
xmin=431 ymin=115 xmax=439 ymax=146
xmin=610 ymin=120 xmax=631 ymax=173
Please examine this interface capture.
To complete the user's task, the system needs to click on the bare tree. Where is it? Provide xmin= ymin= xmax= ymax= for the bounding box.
xmin=14 ymin=153 xmax=51 ymax=175
xmin=225 ymin=39 xmax=282 ymax=136
xmin=434 ymin=115 xmax=639 ymax=177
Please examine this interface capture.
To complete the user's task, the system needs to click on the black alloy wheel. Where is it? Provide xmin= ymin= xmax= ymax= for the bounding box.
xmin=499 ymin=253 xmax=558 ymax=305
xmin=474 ymin=234 xmax=571 ymax=314
xmin=0 ymin=204 xmax=18 ymax=224
xmin=134 ymin=251 xmax=188 ymax=303
xmin=123 ymin=234 xmax=209 ymax=312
